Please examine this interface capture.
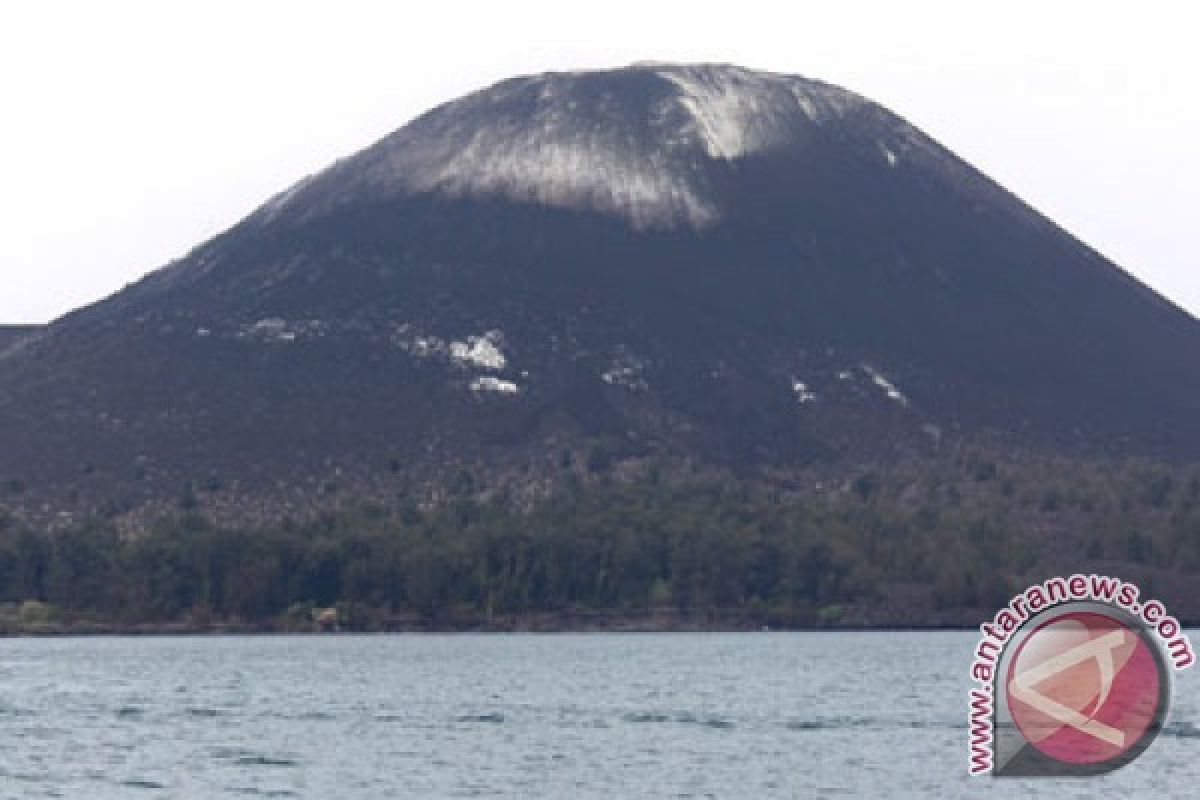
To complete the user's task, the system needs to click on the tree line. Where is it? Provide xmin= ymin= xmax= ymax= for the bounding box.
xmin=2 ymin=452 xmax=1200 ymax=630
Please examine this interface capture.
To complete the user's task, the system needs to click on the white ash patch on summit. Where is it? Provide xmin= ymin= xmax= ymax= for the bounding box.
xmin=658 ymin=65 xmax=864 ymax=160
xmin=861 ymin=364 xmax=909 ymax=407
xmin=258 ymin=174 xmax=318 ymax=225
xmin=393 ymin=121 xmax=717 ymax=230
xmin=319 ymin=64 xmax=866 ymax=231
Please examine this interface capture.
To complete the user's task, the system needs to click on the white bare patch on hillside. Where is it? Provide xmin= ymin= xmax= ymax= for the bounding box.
xmin=601 ymin=348 xmax=649 ymax=391
xmin=449 ymin=331 xmax=507 ymax=370
xmin=791 ymin=379 xmax=816 ymax=404
xmin=470 ymin=376 xmax=519 ymax=394
xmin=861 ymin=364 xmax=909 ymax=407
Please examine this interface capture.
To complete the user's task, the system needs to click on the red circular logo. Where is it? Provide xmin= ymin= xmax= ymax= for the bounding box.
xmin=1006 ymin=610 xmax=1163 ymax=765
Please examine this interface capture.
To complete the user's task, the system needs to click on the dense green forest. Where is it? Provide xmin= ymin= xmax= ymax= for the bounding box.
xmin=3 ymin=452 xmax=1200 ymax=632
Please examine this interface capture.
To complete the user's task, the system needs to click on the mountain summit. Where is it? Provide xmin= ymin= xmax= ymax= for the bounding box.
xmin=262 ymin=63 xmax=869 ymax=231
xmin=3 ymin=63 xmax=1198 ymax=524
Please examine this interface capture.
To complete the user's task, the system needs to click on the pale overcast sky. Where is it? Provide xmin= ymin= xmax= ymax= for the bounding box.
xmin=1 ymin=1 xmax=1197 ymax=323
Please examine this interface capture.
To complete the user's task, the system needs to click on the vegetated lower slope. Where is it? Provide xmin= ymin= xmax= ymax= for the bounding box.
xmin=3 ymin=451 xmax=1200 ymax=632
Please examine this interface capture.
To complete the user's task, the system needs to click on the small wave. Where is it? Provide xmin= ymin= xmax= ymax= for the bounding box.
xmin=1164 ymin=721 xmax=1200 ymax=738
xmin=257 ymin=710 xmax=336 ymax=722
xmin=783 ymin=715 xmax=958 ymax=732
xmin=185 ymin=707 xmax=229 ymax=718
xmin=622 ymin=711 xmax=733 ymax=729
xmin=455 ymin=712 xmax=505 ymax=724
xmin=227 ymin=788 xmax=299 ymax=797
xmin=785 ymin=715 xmax=879 ymax=731
xmin=674 ymin=711 xmax=734 ymax=729
xmin=234 ymin=755 xmax=299 ymax=768
xmin=212 ymin=747 xmax=299 ymax=767
xmin=0 ymin=705 xmax=36 ymax=718
xmin=120 ymin=779 xmax=166 ymax=790
xmin=116 ymin=706 xmax=145 ymax=719
xmin=888 ymin=718 xmax=960 ymax=731
xmin=297 ymin=710 xmax=335 ymax=721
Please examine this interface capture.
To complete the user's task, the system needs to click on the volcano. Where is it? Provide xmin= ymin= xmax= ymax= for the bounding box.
xmin=2 ymin=63 xmax=1197 ymax=523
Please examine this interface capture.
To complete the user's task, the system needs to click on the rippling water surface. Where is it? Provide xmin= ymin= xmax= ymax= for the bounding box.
xmin=1 ymin=633 xmax=1196 ymax=798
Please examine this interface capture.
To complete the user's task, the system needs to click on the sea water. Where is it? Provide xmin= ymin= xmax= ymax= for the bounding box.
xmin=1 ymin=632 xmax=1196 ymax=798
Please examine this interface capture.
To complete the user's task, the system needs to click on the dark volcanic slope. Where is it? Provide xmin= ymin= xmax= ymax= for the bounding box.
xmin=0 ymin=326 xmax=40 ymax=351
xmin=2 ymin=63 xmax=1198 ymax=518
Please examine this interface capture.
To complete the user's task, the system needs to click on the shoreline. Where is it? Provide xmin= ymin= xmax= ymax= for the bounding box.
xmin=1 ymin=625 xmax=984 ymax=636
xmin=12 ymin=602 xmax=1193 ymax=637
xmin=0 ymin=612 xmax=1013 ymax=637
